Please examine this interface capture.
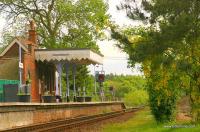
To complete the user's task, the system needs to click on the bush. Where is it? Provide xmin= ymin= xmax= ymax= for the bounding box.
xmin=148 ymin=85 xmax=177 ymax=123
xmin=147 ymin=70 xmax=180 ymax=123
xmin=124 ymin=90 xmax=149 ymax=107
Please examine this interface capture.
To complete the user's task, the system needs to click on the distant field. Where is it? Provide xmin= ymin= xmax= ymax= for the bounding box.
xmin=103 ymin=107 xmax=199 ymax=132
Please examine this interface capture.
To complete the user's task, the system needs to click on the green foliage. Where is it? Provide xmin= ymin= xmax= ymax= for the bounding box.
xmin=124 ymin=89 xmax=149 ymax=107
xmin=104 ymin=74 xmax=146 ymax=100
xmin=0 ymin=32 xmax=14 ymax=53
xmin=61 ymin=66 xmax=95 ymax=97
xmin=111 ymin=0 xmax=200 ymax=123
xmin=0 ymin=0 xmax=109 ymax=50
xmin=147 ymin=68 xmax=180 ymax=123
xmin=92 ymin=94 xmax=101 ymax=102
xmin=0 ymin=47 xmax=2 ymax=53
xmin=112 ymin=26 xmax=181 ymax=122
xmin=103 ymin=74 xmax=149 ymax=107
xmin=0 ymin=32 xmax=14 ymax=46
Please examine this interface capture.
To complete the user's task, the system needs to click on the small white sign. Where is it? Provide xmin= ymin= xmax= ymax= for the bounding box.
xmin=19 ymin=62 xmax=24 ymax=69
xmin=55 ymin=71 xmax=59 ymax=78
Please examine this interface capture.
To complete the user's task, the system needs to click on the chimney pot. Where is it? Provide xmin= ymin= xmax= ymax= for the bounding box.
xmin=28 ymin=20 xmax=37 ymax=46
xmin=30 ymin=20 xmax=36 ymax=30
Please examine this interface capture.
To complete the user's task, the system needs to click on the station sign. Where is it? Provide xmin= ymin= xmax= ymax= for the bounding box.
xmin=19 ymin=62 xmax=24 ymax=69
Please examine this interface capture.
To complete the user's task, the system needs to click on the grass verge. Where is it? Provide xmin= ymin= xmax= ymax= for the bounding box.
xmin=103 ymin=107 xmax=199 ymax=132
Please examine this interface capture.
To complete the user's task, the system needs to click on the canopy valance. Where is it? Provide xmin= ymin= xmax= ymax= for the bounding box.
xmin=35 ymin=49 xmax=103 ymax=65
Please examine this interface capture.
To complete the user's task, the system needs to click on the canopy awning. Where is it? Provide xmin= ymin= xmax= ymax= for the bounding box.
xmin=35 ymin=49 xmax=103 ymax=65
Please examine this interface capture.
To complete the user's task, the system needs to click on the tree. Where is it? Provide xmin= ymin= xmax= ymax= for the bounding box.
xmin=112 ymin=0 xmax=200 ymax=123
xmin=104 ymin=74 xmax=146 ymax=101
xmin=111 ymin=27 xmax=181 ymax=122
xmin=0 ymin=0 xmax=109 ymax=49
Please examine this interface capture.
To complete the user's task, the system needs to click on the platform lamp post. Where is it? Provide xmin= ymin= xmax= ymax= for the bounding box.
xmin=18 ymin=45 xmax=22 ymax=93
xmin=99 ymin=65 xmax=105 ymax=102
xmin=94 ymin=65 xmax=99 ymax=95
xmin=99 ymin=65 xmax=105 ymax=101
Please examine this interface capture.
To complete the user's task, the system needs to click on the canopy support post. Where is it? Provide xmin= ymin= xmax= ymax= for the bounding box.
xmin=72 ymin=63 xmax=76 ymax=102
xmin=55 ymin=65 xmax=59 ymax=97
xmin=58 ymin=63 xmax=62 ymax=97
xmin=94 ymin=65 xmax=97 ymax=95
xmin=55 ymin=63 xmax=62 ymax=102
xmin=66 ymin=63 xmax=70 ymax=102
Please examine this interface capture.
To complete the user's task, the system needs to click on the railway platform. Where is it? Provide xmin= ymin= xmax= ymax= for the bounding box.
xmin=0 ymin=102 xmax=125 ymax=130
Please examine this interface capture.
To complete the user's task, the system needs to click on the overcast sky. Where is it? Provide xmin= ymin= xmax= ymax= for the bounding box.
xmin=88 ymin=0 xmax=142 ymax=75
xmin=0 ymin=0 xmax=142 ymax=75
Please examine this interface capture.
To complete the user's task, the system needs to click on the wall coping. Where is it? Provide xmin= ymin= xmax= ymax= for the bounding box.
xmin=0 ymin=102 xmax=125 ymax=113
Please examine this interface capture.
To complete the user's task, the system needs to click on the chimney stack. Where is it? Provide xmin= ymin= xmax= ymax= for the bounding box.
xmin=28 ymin=20 xmax=37 ymax=46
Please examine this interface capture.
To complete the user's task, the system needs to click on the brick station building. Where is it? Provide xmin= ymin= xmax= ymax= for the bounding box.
xmin=0 ymin=21 xmax=103 ymax=102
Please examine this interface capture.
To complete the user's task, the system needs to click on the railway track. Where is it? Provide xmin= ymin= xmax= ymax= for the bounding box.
xmin=2 ymin=106 xmax=144 ymax=132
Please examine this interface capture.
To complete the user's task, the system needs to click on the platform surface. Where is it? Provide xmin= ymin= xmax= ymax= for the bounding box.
xmin=0 ymin=101 xmax=122 ymax=106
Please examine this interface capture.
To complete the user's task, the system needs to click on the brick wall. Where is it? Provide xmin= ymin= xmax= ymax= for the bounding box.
xmin=0 ymin=102 xmax=125 ymax=130
xmin=23 ymin=51 xmax=39 ymax=102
